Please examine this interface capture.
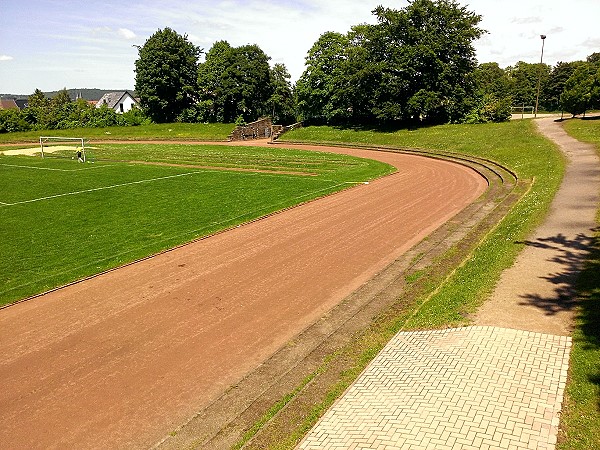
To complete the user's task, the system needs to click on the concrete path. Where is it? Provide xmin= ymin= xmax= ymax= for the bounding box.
xmin=475 ymin=117 xmax=600 ymax=335
xmin=298 ymin=118 xmax=600 ymax=449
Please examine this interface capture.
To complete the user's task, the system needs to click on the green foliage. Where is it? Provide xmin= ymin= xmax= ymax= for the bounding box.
xmin=464 ymin=94 xmax=512 ymax=123
xmin=268 ymin=63 xmax=296 ymax=124
xmin=234 ymin=115 xmax=246 ymax=126
xmin=197 ymin=41 xmax=278 ymax=123
xmin=506 ymin=61 xmax=551 ymax=108
xmin=560 ymin=63 xmax=600 ymax=116
xmin=135 ymin=27 xmax=201 ymax=123
xmin=543 ymin=61 xmax=582 ymax=112
xmin=0 ymin=89 xmax=155 ymax=133
xmin=296 ymin=32 xmax=353 ymax=124
xmin=368 ymin=0 xmax=484 ymax=124
xmin=473 ymin=62 xmax=512 ymax=99
xmin=296 ymin=0 xmax=484 ymax=125
xmin=0 ymin=109 xmax=32 ymax=133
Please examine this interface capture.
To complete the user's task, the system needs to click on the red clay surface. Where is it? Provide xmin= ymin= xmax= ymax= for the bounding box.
xmin=0 ymin=145 xmax=486 ymax=449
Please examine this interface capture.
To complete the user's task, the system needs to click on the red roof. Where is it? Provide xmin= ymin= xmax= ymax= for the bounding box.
xmin=0 ymin=99 xmax=19 ymax=110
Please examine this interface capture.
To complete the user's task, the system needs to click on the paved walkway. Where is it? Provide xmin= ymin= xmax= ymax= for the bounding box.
xmin=298 ymin=327 xmax=571 ymax=450
xmin=298 ymin=118 xmax=600 ymax=449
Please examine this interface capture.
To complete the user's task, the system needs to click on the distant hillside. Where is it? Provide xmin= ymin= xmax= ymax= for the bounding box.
xmin=1 ymin=89 xmax=136 ymax=102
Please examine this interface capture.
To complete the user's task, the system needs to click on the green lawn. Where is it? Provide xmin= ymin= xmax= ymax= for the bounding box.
xmin=0 ymin=122 xmax=235 ymax=144
xmin=558 ymin=118 xmax=600 ymax=450
xmin=0 ymin=145 xmax=393 ymax=306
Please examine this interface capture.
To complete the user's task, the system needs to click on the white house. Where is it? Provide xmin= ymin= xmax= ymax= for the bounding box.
xmin=96 ymin=91 xmax=138 ymax=114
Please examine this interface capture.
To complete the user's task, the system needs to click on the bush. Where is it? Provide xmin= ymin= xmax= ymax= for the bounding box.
xmin=0 ymin=109 xmax=32 ymax=133
xmin=464 ymin=94 xmax=512 ymax=124
xmin=122 ymin=107 xmax=150 ymax=126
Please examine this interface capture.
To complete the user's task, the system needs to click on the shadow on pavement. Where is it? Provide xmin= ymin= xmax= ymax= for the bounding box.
xmin=518 ymin=227 xmax=600 ymax=408
xmin=574 ymin=229 xmax=600 ymax=409
xmin=516 ymin=230 xmax=597 ymax=315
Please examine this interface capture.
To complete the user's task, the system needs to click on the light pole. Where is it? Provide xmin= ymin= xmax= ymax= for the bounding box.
xmin=534 ymin=34 xmax=547 ymax=118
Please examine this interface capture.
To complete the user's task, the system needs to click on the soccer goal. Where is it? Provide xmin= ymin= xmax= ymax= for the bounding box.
xmin=39 ymin=136 xmax=87 ymax=162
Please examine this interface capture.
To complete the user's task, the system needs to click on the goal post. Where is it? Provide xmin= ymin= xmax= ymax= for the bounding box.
xmin=39 ymin=136 xmax=86 ymax=162
xmin=511 ymin=105 xmax=534 ymax=119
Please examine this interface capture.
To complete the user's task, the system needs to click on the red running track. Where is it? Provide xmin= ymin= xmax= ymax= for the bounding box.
xmin=0 ymin=145 xmax=487 ymax=449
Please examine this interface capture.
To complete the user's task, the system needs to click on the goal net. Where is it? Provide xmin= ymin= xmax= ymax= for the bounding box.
xmin=39 ymin=136 xmax=89 ymax=162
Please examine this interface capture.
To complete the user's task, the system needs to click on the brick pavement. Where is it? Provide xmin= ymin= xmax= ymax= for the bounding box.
xmin=297 ymin=326 xmax=571 ymax=450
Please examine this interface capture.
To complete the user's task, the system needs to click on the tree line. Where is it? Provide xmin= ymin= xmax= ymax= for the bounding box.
xmin=2 ymin=0 xmax=599 ymax=134
xmin=0 ymin=89 xmax=147 ymax=133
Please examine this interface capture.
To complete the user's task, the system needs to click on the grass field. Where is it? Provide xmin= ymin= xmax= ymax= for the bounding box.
xmin=0 ymin=122 xmax=235 ymax=144
xmin=0 ymin=144 xmax=393 ymax=306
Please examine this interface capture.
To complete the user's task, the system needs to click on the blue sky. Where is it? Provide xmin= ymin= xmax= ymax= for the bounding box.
xmin=1 ymin=0 xmax=599 ymax=94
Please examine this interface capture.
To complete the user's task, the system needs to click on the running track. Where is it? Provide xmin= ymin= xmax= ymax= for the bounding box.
xmin=0 ymin=145 xmax=486 ymax=449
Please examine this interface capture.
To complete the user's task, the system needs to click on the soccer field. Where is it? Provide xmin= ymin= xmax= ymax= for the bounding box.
xmin=0 ymin=145 xmax=393 ymax=306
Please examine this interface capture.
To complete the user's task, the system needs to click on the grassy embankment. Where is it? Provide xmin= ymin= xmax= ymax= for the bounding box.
xmin=234 ymin=119 xmax=566 ymax=448
xmin=557 ymin=118 xmax=600 ymax=450
xmin=282 ymin=120 xmax=564 ymax=327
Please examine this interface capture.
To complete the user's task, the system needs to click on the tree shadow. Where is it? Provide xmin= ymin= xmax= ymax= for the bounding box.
xmin=515 ymin=230 xmax=597 ymax=315
xmin=573 ymin=230 xmax=600 ymax=410
xmin=519 ymin=228 xmax=600 ymax=408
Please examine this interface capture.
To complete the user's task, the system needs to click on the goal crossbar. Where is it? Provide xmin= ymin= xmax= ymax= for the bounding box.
xmin=39 ymin=137 xmax=86 ymax=162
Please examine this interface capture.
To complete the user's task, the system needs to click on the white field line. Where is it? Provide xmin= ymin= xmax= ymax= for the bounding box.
xmin=0 ymin=179 xmax=357 ymax=297
xmin=0 ymin=163 xmax=112 ymax=172
xmin=1 ymin=171 xmax=202 ymax=207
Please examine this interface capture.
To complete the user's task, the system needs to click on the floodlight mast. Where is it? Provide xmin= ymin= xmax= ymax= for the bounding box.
xmin=534 ymin=34 xmax=547 ymax=118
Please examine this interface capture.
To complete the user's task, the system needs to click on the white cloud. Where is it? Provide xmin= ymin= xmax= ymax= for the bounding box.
xmin=118 ymin=28 xmax=136 ymax=40
xmin=511 ymin=16 xmax=541 ymax=25
xmin=0 ymin=55 xmax=14 ymax=61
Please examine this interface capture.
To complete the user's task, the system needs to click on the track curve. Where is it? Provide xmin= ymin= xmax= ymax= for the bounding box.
xmin=0 ymin=145 xmax=487 ymax=449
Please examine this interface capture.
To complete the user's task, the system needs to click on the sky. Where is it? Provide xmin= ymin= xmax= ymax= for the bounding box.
xmin=1 ymin=0 xmax=599 ymax=95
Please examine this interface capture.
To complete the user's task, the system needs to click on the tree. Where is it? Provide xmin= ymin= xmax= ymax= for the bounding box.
xmin=506 ymin=61 xmax=551 ymax=108
xmin=560 ymin=63 xmax=598 ymax=116
xmin=231 ymin=44 xmax=273 ymax=121
xmin=268 ymin=63 xmax=296 ymax=124
xmin=464 ymin=63 xmax=513 ymax=123
xmin=297 ymin=0 xmax=485 ymax=125
xmin=364 ymin=0 xmax=485 ymax=124
xmin=23 ymin=88 xmax=51 ymax=128
xmin=296 ymin=32 xmax=352 ymax=124
xmin=473 ymin=62 xmax=512 ymax=99
xmin=135 ymin=28 xmax=201 ymax=123
xmin=543 ymin=61 xmax=582 ymax=112
xmin=197 ymin=40 xmax=233 ymax=122
xmin=47 ymin=88 xmax=74 ymax=129
xmin=197 ymin=42 xmax=273 ymax=123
